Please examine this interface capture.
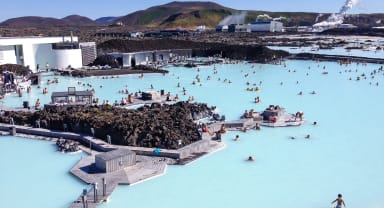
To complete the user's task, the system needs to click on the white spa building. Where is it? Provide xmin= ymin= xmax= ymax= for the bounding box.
xmin=0 ymin=36 xmax=96 ymax=72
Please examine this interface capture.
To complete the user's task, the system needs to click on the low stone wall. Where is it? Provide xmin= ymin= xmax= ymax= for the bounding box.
xmin=177 ymin=139 xmax=211 ymax=159
xmin=0 ymin=123 xmax=212 ymax=160
xmin=117 ymin=139 xmax=211 ymax=159
xmin=0 ymin=124 xmax=106 ymax=152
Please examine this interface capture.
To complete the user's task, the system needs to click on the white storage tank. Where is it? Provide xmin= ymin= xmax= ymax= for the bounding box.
xmin=52 ymin=43 xmax=82 ymax=69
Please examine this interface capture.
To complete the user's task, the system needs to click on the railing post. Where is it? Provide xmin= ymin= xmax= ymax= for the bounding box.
xmin=93 ymin=182 xmax=98 ymax=203
xmin=102 ymin=177 xmax=107 ymax=196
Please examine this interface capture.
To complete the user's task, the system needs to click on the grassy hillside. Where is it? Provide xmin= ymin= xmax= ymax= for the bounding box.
xmin=160 ymin=9 xmax=233 ymax=28
xmin=118 ymin=1 xmax=234 ymax=28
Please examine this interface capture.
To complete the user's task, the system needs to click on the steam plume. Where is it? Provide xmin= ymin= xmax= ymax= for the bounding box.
xmin=313 ymin=0 xmax=360 ymax=29
xmin=256 ymin=14 xmax=272 ymax=21
xmin=219 ymin=11 xmax=248 ymax=25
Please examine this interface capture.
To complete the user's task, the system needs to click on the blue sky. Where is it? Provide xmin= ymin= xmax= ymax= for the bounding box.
xmin=0 ymin=0 xmax=382 ymax=22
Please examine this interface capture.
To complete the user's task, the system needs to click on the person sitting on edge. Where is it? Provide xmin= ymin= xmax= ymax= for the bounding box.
xmin=173 ymin=94 xmax=179 ymax=101
xmin=331 ymin=194 xmax=346 ymax=208
xmin=243 ymin=110 xmax=249 ymax=118
xmin=219 ymin=124 xmax=227 ymax=134
xmin=212 ymin=131 xmax=222 ymax=142
xmin=35 ymin=99 xmax=41 ymax=109
xmin=202 ymin=124 xmax=209 ymax=132
xmin=121 ymin=98 xmax=127 ymax=106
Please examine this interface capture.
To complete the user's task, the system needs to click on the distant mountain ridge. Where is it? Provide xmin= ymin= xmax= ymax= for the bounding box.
xmin=0 ymin=15 xmax=96 ymax=27
xmin=0 ymin=1 xmax=383 ymax=28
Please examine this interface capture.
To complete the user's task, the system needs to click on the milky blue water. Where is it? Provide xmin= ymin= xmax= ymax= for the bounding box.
xmin=1 ymin=48 xmax=384 ymax=208
xmin=0 ymin=136 xmax=87 ymax=208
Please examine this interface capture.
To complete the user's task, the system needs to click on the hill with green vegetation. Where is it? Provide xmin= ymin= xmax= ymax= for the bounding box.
xmin=116 ymin=1 xmax=384 ymax=28
xmin=1 ymin=1 xmax=383 ymax=30
xmin=118 ymin=1 xmax=235 ymax=28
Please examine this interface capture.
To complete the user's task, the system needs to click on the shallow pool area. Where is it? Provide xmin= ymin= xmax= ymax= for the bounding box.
xmin=1 ymin=56 xmax=384 ymax=208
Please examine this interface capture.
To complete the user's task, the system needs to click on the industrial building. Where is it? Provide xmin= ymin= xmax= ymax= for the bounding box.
xmin=228 ymin=24 xmax=248 ymax=33
xmin=0 ymin=36 xmax=96 ymax=72
xmin=95 ymin=149 xmax=136 ymax=173
xmin=216 ymin=25 xmax=229 ymax=32
xmin=79 ymin=42 xmax=97 ymax=66
xmin=109 ymin=49 xmax=192 ymax=68
xmin=248 ymin=21 xmax=284 ymax=32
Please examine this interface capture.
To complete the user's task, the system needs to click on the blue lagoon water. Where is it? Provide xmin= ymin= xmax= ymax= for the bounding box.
xmin=1 ymin=52 xmax=384 ymax=208
xmin=0 ymin=136 xmax=87 ymax=208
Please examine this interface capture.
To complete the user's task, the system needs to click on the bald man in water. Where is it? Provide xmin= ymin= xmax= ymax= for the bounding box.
xmin=331 ymin=194 xmax=346 ymax=208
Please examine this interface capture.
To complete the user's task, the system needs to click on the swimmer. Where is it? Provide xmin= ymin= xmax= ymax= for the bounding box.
xmin=234 ymin=135 xmax=239 ymax=141
xmin=298 ymin=91 xmax=303 ymax=95
xmin=331 ymin=194 xmax=346 ymax=208
xmin=246 ymin=156 xmax=254 ymax=161
xmin=305 ymin=134 xmax=310 ymax=139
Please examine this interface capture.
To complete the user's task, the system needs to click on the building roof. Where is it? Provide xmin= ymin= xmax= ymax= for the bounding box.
xmin=96 ymin=149 xmax=135 ymax=161
xmin=250 ymin=21 xmax=282 ymax=25
xmin=51 ymin=91 xmax=93 ymax=97
xmin=0 ymin=36 xmax=78 ymax=46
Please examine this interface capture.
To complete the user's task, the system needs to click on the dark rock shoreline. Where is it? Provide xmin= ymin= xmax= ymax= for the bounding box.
xmin=0 ymin=102 xmax=216 ymax=150
xmin=68 ymin=65 xmax=168 ymax=77
xmin=290 ymin=53 xmax=384 ymax=64
xmin=98 ymin=39 xmax=290 ymax=63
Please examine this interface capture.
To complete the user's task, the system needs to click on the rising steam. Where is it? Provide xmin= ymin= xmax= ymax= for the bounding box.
xmin=219 ymin=11 xmax=248 ymax=25
xmin=313 ymin=0 xmax=360 ymax=29
xmin=315 ymin=13 xmax=324 ymax=22
xmin=256 ymin=14 xmax=272 ymax=21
